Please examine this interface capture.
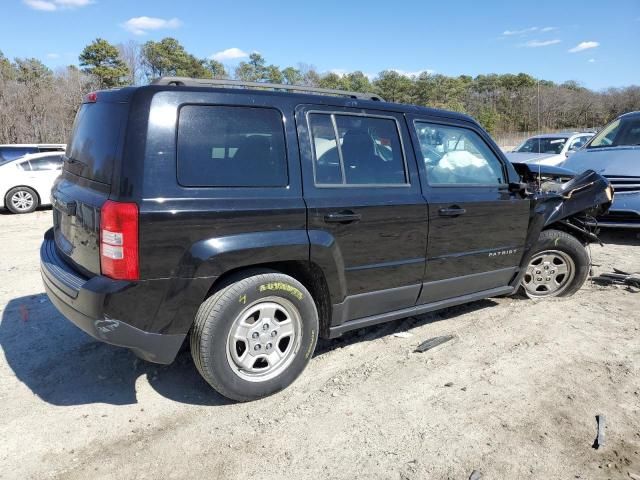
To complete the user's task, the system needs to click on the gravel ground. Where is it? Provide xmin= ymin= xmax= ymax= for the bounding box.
xmin=0 ymin=209 xmax=639 ymax=480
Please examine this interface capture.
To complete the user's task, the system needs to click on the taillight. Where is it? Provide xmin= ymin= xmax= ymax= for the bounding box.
xmin=84 ymin=92 xmax=98 ymax=103
xmin=100 ymin=200 xmax=139 ymax=281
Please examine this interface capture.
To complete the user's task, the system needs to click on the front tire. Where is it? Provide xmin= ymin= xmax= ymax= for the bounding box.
xmin=520 ymin=229 xmax=590 ymax=298
xmin=6 ymin=186 xmax=38 ymax=214
xmin=191 ymin=271 xmax=319 ymax=402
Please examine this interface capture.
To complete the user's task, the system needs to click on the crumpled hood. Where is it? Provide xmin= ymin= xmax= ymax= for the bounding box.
xmin=561 ymin=146 xmax=640 ymax=175
xmin=538 ymin=169 xmax=613 ymax=226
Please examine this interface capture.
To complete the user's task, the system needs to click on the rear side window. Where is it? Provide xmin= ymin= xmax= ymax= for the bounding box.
xmin=177 ymin=105 xmax=288 ymax=187
xmin=66 ymin=102 xmax=126 ymax=184
xmin=308 ymin=113 xmax=407 ymax=186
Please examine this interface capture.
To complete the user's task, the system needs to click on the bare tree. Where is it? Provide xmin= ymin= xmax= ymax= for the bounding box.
xmin=117 ymin=40 xmax=143 ymax=86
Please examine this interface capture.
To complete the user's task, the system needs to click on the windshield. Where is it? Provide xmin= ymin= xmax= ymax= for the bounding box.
xmin=0 ymin=146 xmax=38 ymax=164
xmin=515 ymin=137 xmax=567 ymax=154
xmin=588 ymin=117 xmax=640 ymax=148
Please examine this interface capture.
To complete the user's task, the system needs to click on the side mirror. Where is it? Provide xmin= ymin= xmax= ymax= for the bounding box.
xmin=508 ymin=182 xmax=528 ymax=194
xmin=565 ymin=150 xmax=575 ymax=158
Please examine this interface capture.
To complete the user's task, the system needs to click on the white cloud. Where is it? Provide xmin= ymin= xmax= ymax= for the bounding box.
xmin=210 ymin=48 xmax=248 ymax=62
xmin=588 ymin=58 xmax=596 ymax=63
xmin=23 ymin=0 xmax=92 ymax=10
xmin=502 ymin=26 xmax=557 ymax=36
xmin=503 ymin=26 xmax=538 ymax=36
xmin=391 ymin=68 xmax=434 ymax=77
xmin=23 ymin=0 xmax=56 ymax=10
xmin=121 ymin=16 xmax=182 ymax=35
xmin=46 ymin=53 xmax=60 ymax=59
xmin=568 ymin=41 xmax=600 ymax=53
xmin=54 ymin=0 xmax=92 ymax=6
xmin=520 ymin=39 xmax=561 ymax=48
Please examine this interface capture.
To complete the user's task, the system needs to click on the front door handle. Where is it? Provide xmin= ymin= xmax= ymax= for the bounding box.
xmin=324 ymin=211 xmax=362 ymax=224
xmin=438 ymin=207 xmax=466 ymax=217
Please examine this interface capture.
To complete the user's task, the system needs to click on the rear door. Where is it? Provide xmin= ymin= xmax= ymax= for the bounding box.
xmin=52 ymin=99 xmax=128 ymax=275
xmin=407 ymin=115 xmax=530 ymax=304
xmin=24 ymin=154 xmax=63 ymax=201
xmin=297 ymin=105 xmax=428 ymax=323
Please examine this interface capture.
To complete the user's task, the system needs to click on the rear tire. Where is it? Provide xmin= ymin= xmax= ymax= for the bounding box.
xmin=191 ymin=271 xmax=319 ymax=402
xmin=520 ymin=229 xmax=590 ymax=298
xmin=5 ymin=187 xmax=38 ymax=214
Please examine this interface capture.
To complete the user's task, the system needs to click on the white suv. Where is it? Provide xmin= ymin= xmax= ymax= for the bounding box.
xmin=506 ymin=133 xmax=593 ymax=166
xmin=0 ymin=151 xmax=64 ymax=213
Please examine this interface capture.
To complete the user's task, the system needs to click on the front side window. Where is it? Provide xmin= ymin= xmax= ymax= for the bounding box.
xmin=414 ymin=122 xmax=505 ymax=185
xmin=568 ymin=137 xmax=585 ymax=151
xmin=309 ymin=113 xmax=407 ymax=185
xmin=29 ymin=155 xmax=63 ymax=171
xmin=17 ymin=160 xmax=32 ymax=171
xmin=177 ymin=105 xmax=288 ymax=187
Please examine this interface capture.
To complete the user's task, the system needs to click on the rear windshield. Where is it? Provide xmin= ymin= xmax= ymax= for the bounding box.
xmin=65 ymin=102 xmax=127 ymax=184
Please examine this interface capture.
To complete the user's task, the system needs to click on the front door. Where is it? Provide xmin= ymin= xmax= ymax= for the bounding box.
xmin=296 ymin=105 xmax=428 ymax=324
xmin=407 ymin=116 xmax=530 ymax=304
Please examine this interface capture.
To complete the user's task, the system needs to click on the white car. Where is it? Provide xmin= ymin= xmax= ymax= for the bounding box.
xmin=0 ymin=143 xmax=66 ymax=164
xmin=0 ymin=151 xmax=64 ymax=214
xmin=505 ymin=132 xmax=594 ymax=166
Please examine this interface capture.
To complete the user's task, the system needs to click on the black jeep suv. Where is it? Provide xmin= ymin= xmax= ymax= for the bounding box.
xmin=40 ymin=77 xmax=612 ymax=401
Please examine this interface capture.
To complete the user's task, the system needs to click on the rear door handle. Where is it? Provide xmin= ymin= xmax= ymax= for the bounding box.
xmin=438 ymin=207 xmax=466 ymax=217
xmin=324 ymin=211 xmax=362 ymax=224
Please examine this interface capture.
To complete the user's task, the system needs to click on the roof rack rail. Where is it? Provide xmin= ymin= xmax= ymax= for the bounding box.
xmin=151 ymin=76 xmax=385 ymax=102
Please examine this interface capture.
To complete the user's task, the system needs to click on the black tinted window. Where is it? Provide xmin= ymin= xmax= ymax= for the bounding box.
xmin=177 ymin=105 xmax=287 ymax=187
xmin=309 ymin=114 xmax=341 ymax=184
xmin=67 ymin=103 xmax=126 ymax=184
xmin=309 ymin=113 xmax=407 ymax=185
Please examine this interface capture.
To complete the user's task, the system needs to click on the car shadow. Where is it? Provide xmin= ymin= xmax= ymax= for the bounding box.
xmin=599 ymin=229 xmax=640 ymax=247
xmin=0 ymin=205 xmax=52 ymax=216
xmin=0 ymin=294 xmax=230 ymax=407
xmin=2 ymin=292 xmax=497 ymax=405
xmin=314 ymin=299 xmax=497 ymax=356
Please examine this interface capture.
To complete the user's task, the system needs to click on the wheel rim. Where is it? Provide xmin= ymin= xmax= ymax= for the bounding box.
xmin=226 ymin=296 xmax=302 ymax=382
xmin=10 ymin=190 xmax=34 ymax=212
xmin=522 ymin=249 xmax=575 ymax=298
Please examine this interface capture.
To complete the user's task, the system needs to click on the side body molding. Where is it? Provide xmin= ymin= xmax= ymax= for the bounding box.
xmin=307 ymin=229 xmax=348 ymax=305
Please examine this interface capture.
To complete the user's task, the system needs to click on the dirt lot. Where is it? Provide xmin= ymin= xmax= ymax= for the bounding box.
xmin=0 ymin=209 xmax=638 ymax=480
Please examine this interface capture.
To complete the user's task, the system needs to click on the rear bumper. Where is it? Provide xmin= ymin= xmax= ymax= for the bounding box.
xmin=40 ymin=229 xmax=185 ymax=364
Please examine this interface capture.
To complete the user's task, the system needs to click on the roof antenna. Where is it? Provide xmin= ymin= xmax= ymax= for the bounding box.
xmin=537 ymin=79 xmax=542 ymax=192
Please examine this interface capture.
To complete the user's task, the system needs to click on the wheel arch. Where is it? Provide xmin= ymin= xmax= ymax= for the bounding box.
xmin=205 ymin=260 xmax=333 ymax=339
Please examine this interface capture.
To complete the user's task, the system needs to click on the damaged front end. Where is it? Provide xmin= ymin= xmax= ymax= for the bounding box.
xmin=509 ymin=163 xmax=614 ymax=289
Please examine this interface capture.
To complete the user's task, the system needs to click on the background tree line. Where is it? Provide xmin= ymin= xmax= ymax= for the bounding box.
xmin=1 ymin=36 xmax=639 ymax=145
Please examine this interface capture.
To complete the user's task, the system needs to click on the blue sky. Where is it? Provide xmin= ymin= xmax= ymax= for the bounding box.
xmin=3 ymin=0 xmax=640 ymax=90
